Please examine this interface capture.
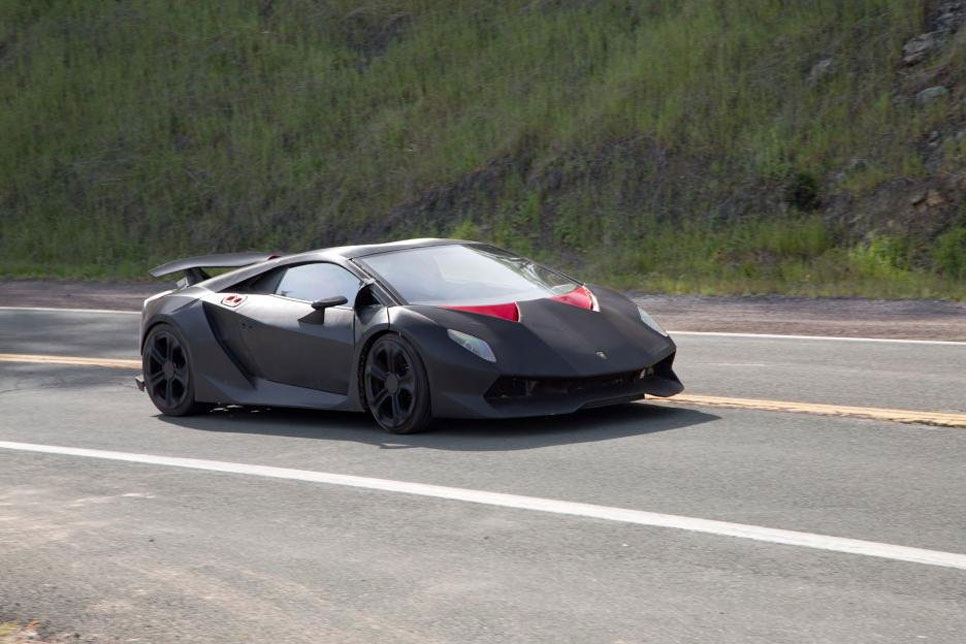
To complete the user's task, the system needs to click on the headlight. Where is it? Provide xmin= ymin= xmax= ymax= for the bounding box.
xmin=637 ymin=306 xmax=668 ymax=336
xmin=447 ymin=329 xmax=497 ymax=362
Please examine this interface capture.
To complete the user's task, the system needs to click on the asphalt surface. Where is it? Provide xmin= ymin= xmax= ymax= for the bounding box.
xmin=1 ymin=308 xmax=965 ymax=643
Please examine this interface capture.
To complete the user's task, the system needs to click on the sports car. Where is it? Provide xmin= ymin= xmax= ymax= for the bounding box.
xmin=136 ymin=238 xmax=683 ymax=433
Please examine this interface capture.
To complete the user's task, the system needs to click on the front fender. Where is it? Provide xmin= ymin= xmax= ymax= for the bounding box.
xmin=387 ymin=307 xmax=501 ymax=418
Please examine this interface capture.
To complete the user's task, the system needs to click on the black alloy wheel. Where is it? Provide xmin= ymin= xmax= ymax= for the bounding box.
xmin=142 ymin=324 xmax=205 ymax=416
xmin=363 ymin=334 xmax=432 ymax=434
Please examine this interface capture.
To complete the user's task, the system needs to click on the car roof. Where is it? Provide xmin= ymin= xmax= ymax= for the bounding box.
xmin=195 ymin=238 xmax=474 ymax=293
xmin=295 ymin=237 xmax=470 ymax=261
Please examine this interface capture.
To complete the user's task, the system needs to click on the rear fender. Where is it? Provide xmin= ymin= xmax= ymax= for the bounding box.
xmin=141 ymin=294 xmax=253 ymax=403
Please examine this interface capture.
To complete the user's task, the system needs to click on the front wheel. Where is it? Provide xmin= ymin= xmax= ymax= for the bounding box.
xmin=363 ymin=334 xmax=432 ymax=434
xmin=142 ymin=323 xmax=207 ymax=416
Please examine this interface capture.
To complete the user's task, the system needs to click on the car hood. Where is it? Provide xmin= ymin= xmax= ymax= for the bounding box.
xmin=408 ymin=286 xmax=675 ymax=378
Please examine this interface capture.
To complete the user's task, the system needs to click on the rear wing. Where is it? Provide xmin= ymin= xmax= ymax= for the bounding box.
xmin=149 ymin=251 xmax=279 ymax=287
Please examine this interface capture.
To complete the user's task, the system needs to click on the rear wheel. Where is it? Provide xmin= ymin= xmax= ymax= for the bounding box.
xmin=363 ymin=334 xmax=432 ymax=434
xmin=142 ymin=324 xmax=206 ymax=416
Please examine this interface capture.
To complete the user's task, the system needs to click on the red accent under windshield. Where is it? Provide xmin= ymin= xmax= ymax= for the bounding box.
xmin=550 ymin=285 xmax=594 ymax=310
xmin=442 ymin=287 xmax=594 ymax=321
xmin=443 ymin=302 xmax=521 ymax=322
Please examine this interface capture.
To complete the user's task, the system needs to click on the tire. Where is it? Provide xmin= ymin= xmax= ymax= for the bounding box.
xmin=363 ymin=334 xmax=433 ymax=434
xmin=142 ymin=323 xmax=207 ymax=416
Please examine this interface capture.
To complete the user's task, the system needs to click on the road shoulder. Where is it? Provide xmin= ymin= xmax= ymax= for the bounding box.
xmin=2 ymin=279 xmax=965 ymax=341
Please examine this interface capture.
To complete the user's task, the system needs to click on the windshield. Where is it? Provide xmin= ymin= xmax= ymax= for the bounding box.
xmin=359 ymin=244 xmax=579 ymax=306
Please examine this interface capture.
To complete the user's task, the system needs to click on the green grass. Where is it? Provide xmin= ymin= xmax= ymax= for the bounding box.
xmin=595 ymin=216 xmax=966 ymax=300
xmin=1 ymin=0 xmax=964 ymax=298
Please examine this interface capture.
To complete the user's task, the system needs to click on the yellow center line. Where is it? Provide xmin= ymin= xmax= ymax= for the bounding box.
xmin=652 ymin=394 xmax=966 ymax=429
xmin=0 ymin=353 xmax=140 ymax=369
xmin=2 ymin=353 xmax=964 ymax=428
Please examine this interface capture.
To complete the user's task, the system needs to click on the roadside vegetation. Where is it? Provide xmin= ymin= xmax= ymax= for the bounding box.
xmin=2 ymin=0 xmax=964 ymax=298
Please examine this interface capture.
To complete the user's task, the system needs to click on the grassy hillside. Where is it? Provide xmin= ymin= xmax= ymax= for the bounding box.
xmin=2 ymin=0 xmax=965 ymax=298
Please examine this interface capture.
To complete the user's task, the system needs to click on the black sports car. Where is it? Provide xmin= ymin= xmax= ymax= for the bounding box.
xmin=137 ymin=238 xmax=683 ymax=433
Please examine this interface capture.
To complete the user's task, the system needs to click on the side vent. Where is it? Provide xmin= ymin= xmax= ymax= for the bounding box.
xmin=202 ymin=302 xmax=261 ymax=380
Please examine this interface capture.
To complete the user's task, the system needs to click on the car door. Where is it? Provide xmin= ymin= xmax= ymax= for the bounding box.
xmin=216 ymin=262 xmax=362 ymax=394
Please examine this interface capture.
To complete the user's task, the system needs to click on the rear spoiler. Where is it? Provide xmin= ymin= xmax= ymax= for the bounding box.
xmin=149 ymin=251 xmax=280 ymax=286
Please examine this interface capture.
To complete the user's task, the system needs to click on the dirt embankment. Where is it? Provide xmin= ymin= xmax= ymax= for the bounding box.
xmin=0 ymin=621 xmax=81 ymax=644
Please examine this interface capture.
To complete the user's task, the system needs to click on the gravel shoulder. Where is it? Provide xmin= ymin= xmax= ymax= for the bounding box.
xmin=2 ymin=279 xmax=964 ymax=341
xmin=633 ymin=293 xmax=966 ymax=341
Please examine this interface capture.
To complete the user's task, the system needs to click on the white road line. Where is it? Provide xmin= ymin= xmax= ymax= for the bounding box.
xmin=1 ymin=440 xmax=965 ymax=571
xmin=0 ymin=306 xmax=140 ymax=315
xmin=669 ymin=330 xmax=966 ymax=346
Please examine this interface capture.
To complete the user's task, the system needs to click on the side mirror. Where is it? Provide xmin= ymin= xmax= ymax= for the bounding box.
xmin=311 ymin=296 xmax=348 ymax=311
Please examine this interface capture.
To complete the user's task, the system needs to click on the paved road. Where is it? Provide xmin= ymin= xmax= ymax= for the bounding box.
xmin=1 ymin=308 xmax=965 ymax=643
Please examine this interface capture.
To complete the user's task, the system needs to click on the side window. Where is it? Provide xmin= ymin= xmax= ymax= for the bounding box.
xmin=274 ymin=263 xmax=361 ymax=304
xmin=236 ymin=268 xmax=284 ymax=294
